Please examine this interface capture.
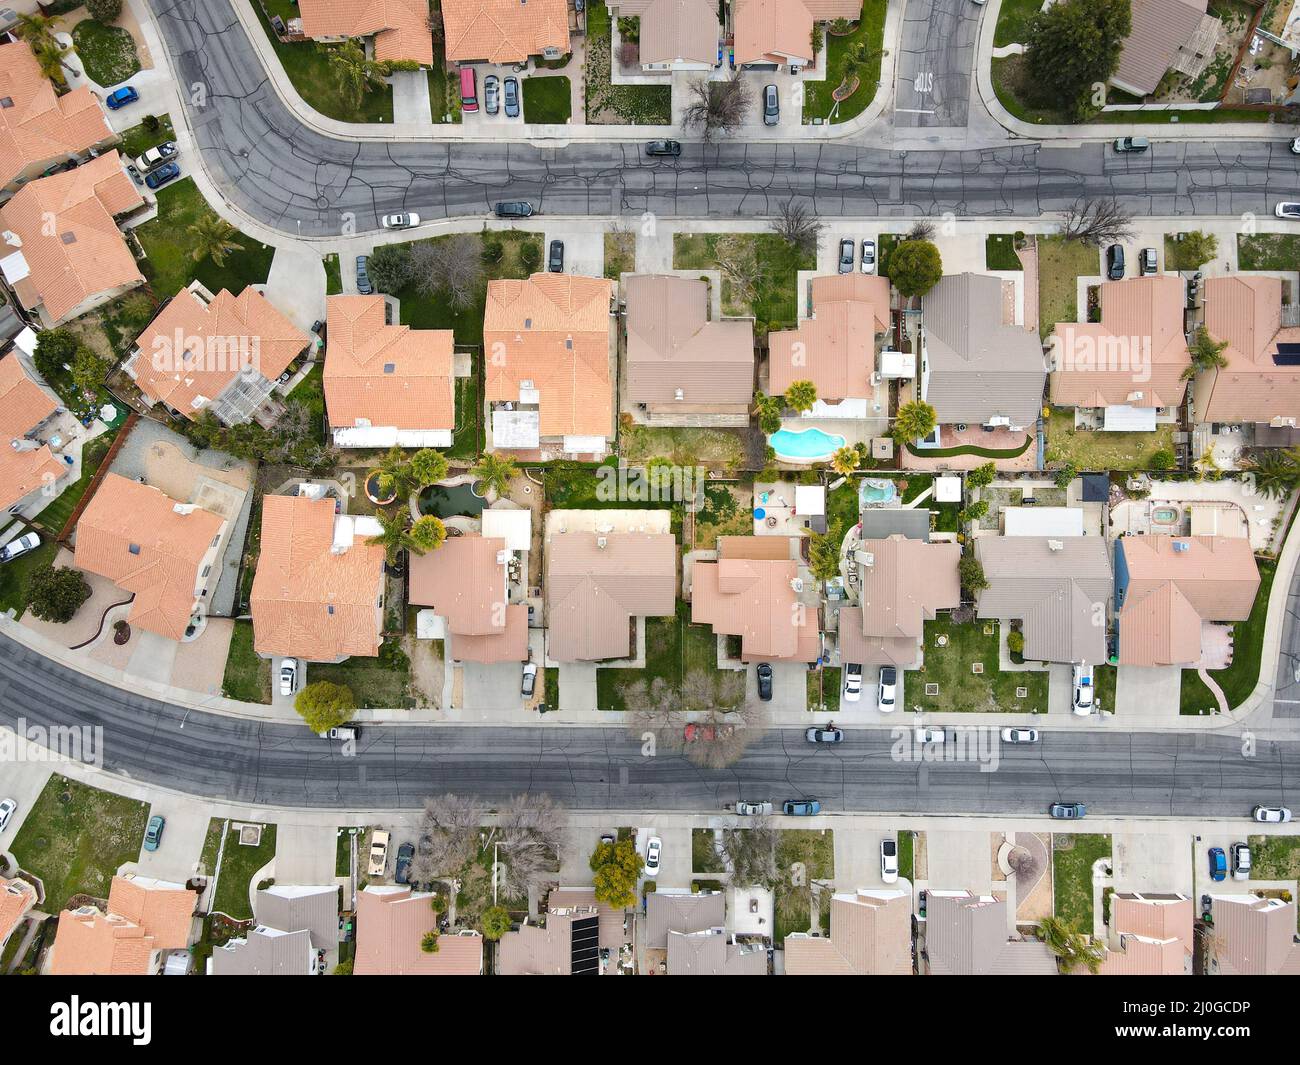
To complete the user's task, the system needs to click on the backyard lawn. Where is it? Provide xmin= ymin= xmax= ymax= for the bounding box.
xmin=221 ymin=619 xmax=271 ymax=703
xmin=72 ymin=18 xmax=141 ymax=87
xmin=523 ymin=76 xmax=572 ymax=123
xmin=32 ymin=430 xmax=117 ymax=538
xmin=1181 ymin=559 xmax=1275 ymax=714
xmin=1038 ymin=236 xmax=1100 ymax=338
xmin=1052 ymin=833 xmax=1112 ymax=932
xmin=803 ymin=0 xmax=887 ymax=124
xmin=673 ymin=233 xmax=814 ymax=332
xmin=914 ymin=620 xmax=1049 ymax=713
xmin=1238 ymin=233 xmax=1300 ymax=271
xmin=620 ymin=425 xmax=748 ymax=473
xmin=202 ymin=819 xmax=278 ymax=920
xmin=10 ymin=774 xmax=150 ymax=913
xmin=1044 ymin=409 xmax=1175 ymax=471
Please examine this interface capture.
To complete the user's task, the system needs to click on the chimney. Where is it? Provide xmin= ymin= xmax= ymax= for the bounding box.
xmin=1047 ymin=539 xmax=1063 ymax=551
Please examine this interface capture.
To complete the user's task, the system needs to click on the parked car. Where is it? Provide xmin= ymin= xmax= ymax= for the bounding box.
xmin=735 ymin=800 xmax=773 ymax=816
xmin=1139 ymin=247 xmax=1158 ymax=275
xmin=135 ymin=141 xmax=178 ymax=171
xmin=860 ymin=238 xmax=876 ymax=274
xmin=104 ymin=86 xmax=139 ymax=110
xmin=326 ymin=726 xmax=358 ymax=742
xmin=395 ymin=842 xmax=415 ymax=885
xmin=756 ymin=662 xmax=773 ymax=701
xmin=0 ymin=532 xmax=40 ymax=563
xmin=1276 ymin=202 xmax=1300 ymax=219
xmin=1000 ymin=727 xmax=1039 ymax=744
xmin=1291 ymin=136 xmax=1300 ymax=155
xmin=495 ymin=201 xmax=536 ymax=218
xmin=459 ymin=67 xmax=478 ymax=113
xmin=914 ymin=726 xmax=945 ymax=745
xmin=368 ymin=830 xmax=390 ymax=877
xmin=644 ymin=836 xmax=662 ymax=877
xmin=1113 ymin=136 xmax=1149 ymax=153
xmin=1106 ymin=244 xmax=1125 ymax=281
xmin=1072 ymin=664 xmax=1095 ymax=716
xmin=381 ymin=212 xmax=421 ymax=229
xmin=1252 ymin=805 xmax=1293 ymax=823
xmin=145 ymin=162 xmax=181 ymax=190
xmin=0 ymin=798 xmax=16 ymax=833
xmin=356 ymin=255 xmax=372 ymax=295
xmin=503 ymin=77 xmax=520 ymax=118
xmin=1208 ymin=846 xmax=1228 ymax=882
xmin=880 ymin=838 xmax=899 ymax=883
xmin=1049 ymin=802 xmax=1088 ymax=820
xmin=763 ymin=83 xmax=779 ymax=125
xmin=1230 ymin=841 xmax=1251 ymax=881
xmin=548 ymin=239 xmax=564 ymax=272
xmin=783 ymin=799 xmax=821 ymax=816
xmin=843 ymin=663 xmax=863 ymax=702
xmin=143 ymin=815 xmax=165 ymax=852
xmin=521 ymin=661 xmax=538 ymax=697
xmin=484 ymin=74 xmax=499 ymax=115
xmin=837 ymin=237 xmax=855 ymax=274
xmin=805 ymin=726 xmax=843 ymax=744
xmin=125 ymin=162 xmax=145 ymax=186
xmin=878 ymin=665 xmax=897 ymax=711
xmin=278 ymin=658 xmax=298 ymax=697
xmin=644 ymin=140 xmax=682 ymax=157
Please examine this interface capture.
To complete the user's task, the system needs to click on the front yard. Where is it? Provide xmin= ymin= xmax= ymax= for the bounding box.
xmin=673 ymin=233 xmax=814 ymax=333
xmin=221 ymin=619 xmax=271 ymax=703
xmin=1247 ymin=834 xmax=1300 ymax=879
xmin=1052 ymin=833 xmax=1111 ymax=932
xmin=774 ymin=829 xmax=834 ymax=940
xmin=310 ymin=641 xmax=412 ymax=709
xmin=1181 ymin=558 xmax=1275 ymax=714
xmin=585 ymin=1 xmax=672 ymax=124
xmin=201 ymin=819 xmax=278 ymax=920
xmin=523 ymin=76 xmax=572 ymax=123
xmin=72 ymin=18 xmax=141 ymax=87
xmin=1044 ymin=409 xmax=1176 ymax=471
xmin=604 ymin=231 xmax=636 ymax=280
xmin=0 ymin=537 xmax=60 ymax=620
xmin=802 ymin=0 xmax=888 ymax=125
xmin=1238 ymin=233 xmax=1300 ymax=271
xmin=1037 ymin=236 xmax=1100 ymax=339
xmin=914 ymin=620 xmax=1048 ymax=713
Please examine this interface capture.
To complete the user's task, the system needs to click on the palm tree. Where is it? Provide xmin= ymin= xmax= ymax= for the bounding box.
xmin=410 ymin=515 xmax=447 ymax=554
xmin=784 ymin=379 xmax=818 ymax=413
xmin=1182 ymin=326 xmax=1229 ymax=381
xmin=31 ymin=38 xmax=68 ymax=89
xmin=328 ymin=40 xmax=388 ymax=107
xmin=188 ymin=215 xmax=245 ymax=267
xmin=471 ymin=453 xmax=518 ymax=499
xmin=16 ymin=12 xmax=61 ymax=48
xmin=1247 ymin=448 xmax=1300 ymax=500
xmin=830 ymin=445 xmax=860 ymax=476
xmin=367 ymin=508 xmax=417 ymax=564
xmin=374 ymin=445 xmax=415 ymax=501
xmin=893 ymin=400 xmax=937 ymax=444
xmin=409 ymin=448 xmax=449 ymax=488
xmin=1037 ymin=916 xmax=1105 ymax=974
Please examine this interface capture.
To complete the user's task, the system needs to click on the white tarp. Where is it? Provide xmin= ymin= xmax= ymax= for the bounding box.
xmin=481 ymin=507 xmax=532 ymax=552
xmin=1103 ymin=405 xmax=1157 ymax=432
xmin=492 ymin=409 xmax=539 ymax=449
xmin=1004 ymin=506 xmax=1085 ymax=537
xmin=794 ymin=484 xmax=825 ymax=516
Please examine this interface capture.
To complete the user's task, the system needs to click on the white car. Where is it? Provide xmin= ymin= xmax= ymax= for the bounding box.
xmin=1291 ymin=137 xmax=1300 ymax=155
xmin=1072 ymin=664 xmax=1095 ymax=716
xmin=644 ymin=836 xmax=662 ymax=877
xmin=1000 ymin=727 xmax=1039 ymax=744
xmin=860 ymin=239 xmax=876 ymax=274
xmin=1252 ymin=805 xmax=1293 ymax=823
xmin=0 ymin=798 xmax=15 ymax=833
xmin=843 ymin=663 xmax=862 ymax=702
xmin=278 ymin=658 xmax=298 ymax=696
xmin=0 ymin=531 xmax=40 ymax=563
xmin=914 ymin=726 xmax=945 ymax=745
xmin=880 ymin=838 xmax=899 ymax=883
xmin=735 ymin=800 xmax=773 ymax=816
xmin=381 ymin=212 xmax=421 ymax=229
xmin=1276 ymin=202 xmax=1300 ymax=219
xmin=878 ymin=665 xmax=897 ymax=711
xmin=135 ymin=141 xmax=178 ymax=171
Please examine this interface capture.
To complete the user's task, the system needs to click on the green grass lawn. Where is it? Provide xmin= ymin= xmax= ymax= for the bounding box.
xmin=1038 ymin=236 xmax=1101 ymax=338
xmin=897 ymin=831 xmax=914 ymax=883
xmin=774 ymin=829 xmax=834 ymax=940
xmin=803 ymin=0 xmax=887 ymax=125
xmin=116 ymin=115 xmax=176 ymax=161
xmin=449 ymin=372 xmax=483 ymax=460
xmin=1094 ymin=663 xmax=1117 ymax=714
xmin=323 ymin=253 xmax=343 ymax=296
xmin=807 ymin=665 xmax=841 ymax=713
xmin=221 ymin=619 xmax=271 ymax=703
xmin=0 ymin=539 xmax=60 ymax=620
xmin=310 ymin=640 xmax=411 ymax=709
xmin=1181 ymin=559 xmax=1275 ymax=714
xmin=135 ymin=178 xmax=276 ymax=297
xmin=986 ymin=234 xmax=1024 ymax=271
xmin=1238 ymin=233 xmax=1300 ymax=271
xmin=1247 ymin=833 xmax=1300 ymax=879
xmin=206 ymin=820 xmax=278 ymax=920
xmin=993 ymin=0 xmax=1042 ymax=46
xmin=1164 ymin=232 xmax=1220 ymax=272
xmin=31 ymin=430 xmax=116 ymax=538
xmin=1044 ymin=409 xmax=1175 ymax=471
xmin=337 ymin=827 xmax=360 ymax=876
xmin=604 ymin=232 xmax=636 ymax=280
xmin=10 ymin=774 xmax=150 ymax=912
xmin=72 ymin=18 xmax=141 ymax=87
xmin=991 ymin=56 xmax=1071 ymax=126
xmin=673 ymin=233 xmax=814 ymax=334
xmin=913 ymin=620 xmax=1048 ymax=712
xmin=692 ymin=828 xmax=725 ymax=873
xmin=523 ymin=76 xmax=572 ymax=123
xmin=1052 ymin=833 xmax=1112 ymax=932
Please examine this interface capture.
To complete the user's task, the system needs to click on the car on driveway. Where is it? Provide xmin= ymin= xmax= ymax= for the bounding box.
xmin=145 ymin=162 xmax=181 ymax=190
xmin=783 ymin=799 xmax=821 ymax=816
xmin=837 ymin=238 xmax=854 ymax=273
xmin=368 ymin=830 xmax=389 ymax=877
xmin=843 ymin=663 xmax=862 ymax=702
xmin=504 ymin=77 xmax=520 ymax=118
xmin=860 ymin=238 xmax=876 ymax=274
xmin=1139 ymin=247 xmax=1158 ymax=275
xmin=105 ymin=86 xmax=139 ymax=110
xmin=756 ymin=662 xmax=773 ymax=701
xmin=521 ymin=661 xmax=538 ymax=697
xmin=763 ymin=84 xmax=779 ymax=125
xmin=1049 ymin=802 xmax=1087 ymax=820
xmin=0 ymin=798 xmax=15 ymax=833
xmin=356 ymin=255 xmax=372 ymax=294
xmin=495 ymin=201 xmax=535 ymax=218
xmin=395 ymin=842 xmax=415 ymax=885
xmin=735 ymin=800 xmax=773 ymax=816
xmin=645 ymin=140 xmax=682 ymax=157
xmin=880 ymin=838 xmax=899 ymax=883
xmin=143 ymin=815 xmax=165 ymax=852
xmin=0 ymin=532 xmax=40 ymax=563
xmin=878 ymin=665 xmax=896 ymax=711
xmin=914 ymin=726 xmax=945 ymax=745
xmin=484 ymin=74 xmax=499 ymax=115
xmin=1253 ymin=805 xmax=1292 ymax=822
xmin=1113 ymin=136 xmax=1149 ymax=153
xmin=1000 ymin=727 xmax=1039 ymax=744
xmin=644 ymin=836 xmax=661 ymax=877
xmin=548 ymin=239 xmax=564 ymax=272
xmin=1106 ymin=244 xmax=1125 ymax=281
xmin=135 ymin=142 xmax=178 ymax=171
xmin=381 ymin=212 xmax=421 ymax=229
xmin=1072 ymin=664 xmax=1095 ymax=715
xmin=1276 ymin=202 xmax=1300 ymax=219
xmin=278 ymin=658 xmax=298 ymax=697
xmin=805 ymin=726 xmax=843 ymax=744
xmin=1230 ymin=841 xmax=1251 ymax=881
xmin=1208 ymin=846 xmax=1228 ymax=882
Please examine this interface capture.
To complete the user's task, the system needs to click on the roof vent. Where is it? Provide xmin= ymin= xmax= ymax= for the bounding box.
xmin=565 ymin=338 xmax=573 ymax=349
xmin=383 ymin=362 xmax=395 ymax=374
xmin=524 ymin=318 xmax=532 ymax=329
xmin=60 ymin=232 xmax=77 ymax=245
xmin=597 ymin=536 xmax=607 ymax=549
xmin=790 ymin=577 xmax=804 ymax=592
xmin=128 ymin=543 xmax=141 ymax=555
xmin=327 ymin=604 xmax=335 ymax=615
xmin=0 ymin=98 xmax=13 ymax=109
xmin=1172 ymin=540 xmax=1189 ymax=553
xmin=1047 ymin=539 xmax=1063 ymax=552
xmin=674 ymin=388 xmax=684 ymax=401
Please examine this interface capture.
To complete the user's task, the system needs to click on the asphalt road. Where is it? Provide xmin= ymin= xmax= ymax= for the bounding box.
xmin=154 ymin=0 xmax=1300 ymax=238
xmin=893 ymin=0 xmax=982 ymax=127
xmin=0 ymin=634 xmax=1295 ymax=814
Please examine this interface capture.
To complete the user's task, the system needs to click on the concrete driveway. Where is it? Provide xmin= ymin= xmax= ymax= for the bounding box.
xmin=544 ymin=229 xmax=603 ymax=277
xmin=264 ymin=249 xmax=327 ymax=333
xmin=1112 ymin=830 xmax=1193 ymax=895
xmin=131 ymin=801 xmax=210 ymax=882
xmin=275 ymin=823 xmax=339 ymax=884
xmin=747 ymin=661 xmax=806 ymax=712
xmin=925 ymin=829 xmax=994 ymax=893
xmin=270 ymin=658 xmax=301 ymax=714
xmin=1114 ymin=665 xmax=1183 ymax=720
xmin=640 ymin=825 xmax=690 ymax=889
xmin=389 ymin=69 xmax=431 ymax=124
xmin=462 ymin=661 xmax=524 ymax=712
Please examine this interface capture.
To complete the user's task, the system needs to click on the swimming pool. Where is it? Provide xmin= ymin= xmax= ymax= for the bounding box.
xmin=768 ymin=427 xmax=846 ymax=461
xmin=860 ymin=478 xmax=899 ymax=506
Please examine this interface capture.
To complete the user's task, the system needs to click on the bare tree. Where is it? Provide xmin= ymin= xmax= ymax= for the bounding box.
xmin=681 ymin=75 xmax=750 ymax=143
xmin=713 ymin=234 xmax=760 ymax=305
xmin=494 ymin=792 xmax=567 ymax=900
xmin=1059 ymin=197 xmax=1134 ymax=248
xmin=907 ymin=218 xmax=936 ymax=242
xmin=411 ymin=792 xmax=486 ymax=883
xmin=409 ymin=234 xmax=485 ymax=307
xmin=771 ymin=198 xmax=823 ymax=257
xmin=683 ymin=700 xmax=766 ymax=769
xmin=720 ymin=814 xmax=779 ymax=887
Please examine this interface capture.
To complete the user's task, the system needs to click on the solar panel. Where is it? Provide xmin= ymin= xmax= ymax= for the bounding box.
xmin=1275 ymin=343 xmax=1300 ymax=366
xmin=570 ymin=916 xmax=600 ymax=975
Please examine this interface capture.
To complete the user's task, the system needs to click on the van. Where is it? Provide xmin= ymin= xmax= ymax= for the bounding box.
xmin=459 ymin=67 xmax=478 ymax=113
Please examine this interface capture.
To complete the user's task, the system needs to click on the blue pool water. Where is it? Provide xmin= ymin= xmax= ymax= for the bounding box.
xmin=768 ymin=427 xmax=846 ymax=460
xmin=860 ymin=478 xmax=899 ymax=506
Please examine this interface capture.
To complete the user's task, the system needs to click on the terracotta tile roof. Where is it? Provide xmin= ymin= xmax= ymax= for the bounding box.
xmin=614 ymin=0 xmax=720 ymax=66
xmin=1209 ymin=895 xmax=1300 ymax=975
xmin=1113 ymin=0 xmax=1207 ymax=96
xmin=0 ymin=877 xmax=36 ymax=946
xmin=74 ymin=473 xmax=224 ymax=640
xmin=484 ymin=273 xmax=614 ymax=441
xmin=107 ymin=875 xmax=195 ymax=949
xmin=0 ymin=354 xmax=63 ymax=511
xmin=769 ymin=274 xmax=890 ymax=403
xmin=848 ymin=534 xmax=959 ymax=639
xmin=408 ymin=535 xmax=528 ymax=662
xmin=0 ymin=40 xmax=113 ymax=190
xmin=1198 ymin=276 xmax=1300 ymax=424
xmin=0 ymin=151 xmax=143 ymax=324
xmin=1098 ymin=894 xmax=1192 ymax=975
xmin=354 ymin=886 xmax=483 ymax=975
xmin=324 ymin=294 xmax=454 ymax=435
xmin=49 ymin=875 xmax=195 ymax=975
xmin=1051 ymin=276 xmax=1189 ymax=410
xmin=546 ymin=530 xmax=676 ymax=661
xmin=1116 ymin=534 xmax=1259 ymax=667
xmin=250 ymin=494 xmax=386 ymax=661
xmin=784 ymin=889 xmax=912 ymax=975
xmin=442 ymin=0 xmax=571 ymax=64
xmin=131 ymin=286 xmax=309 ymax=419
xmin=624 ymin=274 xmax=754 ymax=406
xmin=732 ymin=0 xmax=859 ymax=65
xmin=299 ymin=0 xmax=435 ymax=65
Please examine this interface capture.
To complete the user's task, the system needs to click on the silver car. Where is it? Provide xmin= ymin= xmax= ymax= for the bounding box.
xmin=763 ymin=84 xmax=779 ymax=125
xmin=735 ymin=800 xmax=774 ymax=816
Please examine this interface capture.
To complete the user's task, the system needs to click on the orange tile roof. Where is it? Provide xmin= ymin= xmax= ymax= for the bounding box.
xmin=299 ymin=0 xmax=436 ymax=66
xmin=484 ymin=273 xmax=614 ymax=441
xmin=74 ymin=473 xmax=224 ymax=640
xmin=0 ymin=40 xmax=114 ymax=190
xmin=1198 ymin=276 xmax=1300 ymax=424
xmin=733 ymin=0 xmax=859 ymax=65
xmin=49 ymin=875 xmax=195 ymax=975
xmin=0 ymin=151 xmax=143 ymax=324
xmin=0 ymin=877 xmax=36 ymax=946
xmin=354 ymin=886 xmax=484 ymax=975
xmin=251 ymin=494 xmax=386 ymax=661
xmin=0 ymin=354 xmax=63 ymax=512
xmin=107 ymin=876 xmax=195 ymax=949
xmin=442 ymin=0 xmax=571 ymax=64
xmin=323 ymin=294 xmax=454 ymax=435
xmin=769 ymin=274 xmax=890 ymax=402
xmin=131 ymin=286 xmax=310 ymax=418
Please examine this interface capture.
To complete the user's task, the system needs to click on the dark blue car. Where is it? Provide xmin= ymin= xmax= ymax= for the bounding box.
xmin=105 ymin=86 xmax=139 ymax=110
xmin=144 ymin=162 xmax=180 ymax=190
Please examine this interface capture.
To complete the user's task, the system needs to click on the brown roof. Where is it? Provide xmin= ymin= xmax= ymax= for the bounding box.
xmin=131 ymin=286 xmax=309 ymax=419
xmin=354 ymin=886 xmax=483 ymax=975
xmin=645 ymin=890 xmax=725 ymax=949
xmin=0 ymin=41 xmax=113 ymax=190
xmin=732 ymin=0 xmax=860 ymax=65
xmin=1209 ymin=895 xmax=1300 ymax=975
xmin=624 ymin=275 xmax=754 ymax=406
xmin=484 ymin=273 xmax=614 ymax=441
xmin=0 ymin=354 xmax=63 ymax=512
xmin=408 ymin=535 xmax=528 ymax=662
xmin=1112 ymin=0 xmax=1207 ymax=96
xmin=546 ymin=530 xmax=676 ymax=661
xmin=691 ymin=537 xmax=821 ymax=662
xmin=924 ymin=892 xmax=1057 ymax=975
xmin=1116 ymin=535 xmax=1259 ymax=667
xmin=667 ymin=931 xmax=769 ymax=974
xmin=1051 ymin=276 xmax=1189 ymax=410
xmin=614 ymin=0 xmax=719 ymax=66
xmin=250 ymin=495 xmax=386 ymax=661
xmin=784 ymin=889 xmax=912 ymax=975
xmin=442 ymin=0 xmax=570 ymax=63
xmin=74 ymin=474 xmax=224 ymax=641
xmin=495 ymin=886 xmax=631 ymax=975
xmin=769 ymin=274 xmax=890 ymax=403
xmin=0 ymin=151 xmax=143 ymax=323
xmin=0 ymin=877 xmax=36 ymax=946
xmin=324 ymin=294 xmax=454 ymax=434
xmin=1198 ymin=276 xmax=1300 ymax=424
xmin=1098 ymin=894 xmax=1193 ymax=975
xmin=299 ymin=0 xmax=435 ymax=65
xmin=49 ymin=875 xmax=195 ymax=976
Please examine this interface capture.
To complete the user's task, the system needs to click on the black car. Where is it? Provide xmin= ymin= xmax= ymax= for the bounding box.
xmin=548 ymin=239 xmax=564 ymax=272
xmin=756 ymin=662 xmax=773 ymax=701
xmin=644 ymin=140 xmax=682 ymax=157
xmin=495 ymin=201 xmax=535 ymax=218
xmin=1139 ymin=247 xmax=1158 ymax=275
xmin=503 ymin=76 xmax=520 ymax=119
xmin=356 ymin=255 xmax=373 ymax=295
xmin=395 ymin=842 xmax=415 ymax=885
xmin=1106 ymin=244 xmax=1125 ymax=281
xmin=763 ymin=84 xmax=779 ymax=125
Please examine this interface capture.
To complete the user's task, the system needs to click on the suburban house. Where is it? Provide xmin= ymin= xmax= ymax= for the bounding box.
xmin=210 ymin=885 xmax=340 ymax=976
xmin=497 ymin=887 xmax=630 ymax=975
xmin=298 ymin=0 xmax=435 ymax=66
xmin=545 ymin=512 xmax=676 ymax=662
xmin=732 ymin=0 xmax=861 ymax=70
xmin=1113 ymin=534 xmax=1260 ymax=667
xmin=74 ymin=474 xmax=227 ymax=642
xmin=1097 ymin=893 xmax=1193 ymax=975
xmin=441 ymin=0 xmax=571 ymax=64
xmin=126 ymin=282 xmax=311 ymax=425
xmin=1111 ymin=0 xmax=1211 ymax=98
xmin=0 ymin=353 xmax=67 ymax=514
xmin=324 ymin=293 xmax=455 ymax=448
xmin=837 ymin=534 xmax=960 ymax=669
xmin=923 ymin=891 xmax=1057 ymax=975
xmin=484 ymin=273 xmax=616 ymax=456
xmin=768 ymin=273 xmax=894 ymax=418
xmin=1204 ymin=895 xmax=1300 ymax=975
xmin=975 ymin=536 xmax=1113 ymax=665
xmin=784 ymin=889 xmax=912 ymax=975
xmin=611 ymin=0 xmax=720 ymax=71
xmin=691 ymin=535 xmax=822 ymax=663
xmin=645 ymin=890 xmax=767 ymax=975
xmin=0 ymin=151 xmax=144 ymax=326
xmin=623 ymin=274 xmax=754 ymax=425
xmin=919 ymin=273 xmax=1044 ymax=434
xmin=0 ymin=877 xmax=37 ymax=955
xmin=1192 ymin=275 xmax=1300 ymax=429
xmin=0 ymin=39 xmax=117 ymax=198
xmin=48 ymin=875 xmax=196 ymax=976
xmin=354 ymin=885 xmax=484 ymax=975
xmin=250 ymin=494 xmax=387 ymax=663
xmin=1051 ymin=276 xmax=1189 ymax=430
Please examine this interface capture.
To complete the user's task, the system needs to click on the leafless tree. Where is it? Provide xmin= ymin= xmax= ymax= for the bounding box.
xmin=411 ymin=792 xmax=486 ymax=883
xmin=907 ymin=218 xmax=936 ymax=241
xmin=1059 ymin=196 xmax=1134 ymax=248
xmin=1008 ymin=846 xmax=1038 ymax=880
xmin=409 ymin=234 xmax=485 ymax=307
xmin=713 ymin=234 xmax=760 ymax=306
xmin=683 ymin=700 xmax=765 ymax=769
xmin=494 ymin=792 xmax=567 ymax=899
xmin=681 ymin=75 xmax=750 ymax=144
xmin=771 ymin=198 xmax=823 ymax=257
xmin=720 ymin=814 xmax=779 ymax=887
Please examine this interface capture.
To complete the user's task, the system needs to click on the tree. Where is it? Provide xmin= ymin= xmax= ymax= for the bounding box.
xmin=590 ymin=837 xmax=643 ymax=907
xmin=368 ymin=507 xmax=417 ymax=563
xmin=1149 ymin=449 xmax=1175 ymax=471
xmin=34 ymin=329 xmax=78 ymax=381
xmin=893 ymin=400 xmax=937 ymax=444
xmin=31 ymin=37 xmax=67 ymax=89
xmin=87 ymin=0 xmax=123 ymax=22
xmin=719 ymin=815 xmax=779 ymax=887
xmin=294 ymin=681 xmax=356 ymax=733
xmin=1055 ymin=462 xmax=1078 ymax=489
xmin=374 ymin=445 xmax=416 ymax=500
xmin=521 ymin=242 xmax=542 ymax=273
xmin=480 ymin=905 xmax=511 ymax=941
xmin=1171 ymin=230 xmax=1218 ymax=270
xmin=411 ymin=793 xmax=486 ymax=882
xmin=907 ymin=219 xmax=937 ymax=242
xmin=771 ymin=198 xmax=823 ymax=257
xmin=328 ymin=39 xmax=389 ymax=107
xmin=70 ymin=347 xmax=109 ymax=395
xmin=807 ymin=519 xmax=843 ymax=582
xmin=367 ymin=243 xmax=414 ymax=292
xmin=1247 ymin=448 xmax=1300 ymax=499
xmin=1183 ymin=325 xmax=1229 ymax=380
xmin=968 ymin=462 xmax=996 ymax=488
xmin=831 ymin=445 xmax=860 ymax=475
xmin=410 ymin=514 xmax=447 ymax=553
xmin=784 ymin=379 xmax=818 ymax=414
xmin=16 ymin=12 xmax=61 ymax=49
xmin=420 ymin=930 xmax=440 ymax=953
xmin=409 ymin=234 xmax=485 ymax=307
xmin=26 ymin=564 xmax=91 ymax=623
xmin=494 ymin=793 xmax=567 ymax=900
xmin=471 ymin=453 xmax=518 ymax=499
xmin=958 ymin=554 xmax=987 ymax=594
xmin=754 ymin=393 xmax=783 ymax=435
xmin=188 ymin=215 xmax=245 ymax=267
xmin=713 ymin=235 xmax=760 ymax=306
xmin=961 ymin=499 xmax=989 ymax=523
xmin=1059 ymin=197 xmax=1134 ymax=248
xmin=1024 ymin=0 xmax=1132 ymax=119
xmin=888 ymin=239 xmax=943 ymax=297
xmin=409 ymin=448 xmax=449 ymax=487
xmin=681 ymin=75 xmax=750 ymax=143
xmin=1038 ymin=915 xmax=1106 ymax=974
